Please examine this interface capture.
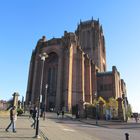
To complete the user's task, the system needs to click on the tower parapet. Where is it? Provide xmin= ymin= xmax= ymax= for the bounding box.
xmin=62 ymin=31 xmax=78 ymax=48
xmin=76 ymin=19 xmax=106 ymax=72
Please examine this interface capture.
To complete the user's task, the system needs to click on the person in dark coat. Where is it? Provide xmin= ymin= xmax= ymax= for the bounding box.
xmin=31 ymin=107 xmax=37 ymax=129
xmin=5 ymin=106 xmax=17 ymax=132
xmin=62 ymin=110 xmax=64 ymax=119
xmin=57 ymin=110 xmax=60 ymax=118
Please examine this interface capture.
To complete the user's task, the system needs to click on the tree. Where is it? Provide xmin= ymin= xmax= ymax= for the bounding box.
xmin=98 ymin=96 xmax=106 ymax=104
xmin=126 ymin=104 xmax=132 ymax=118
xmin=98 ymin=97 xmax=106 ymax=119
xmin=108 ymin=97 xmax=118 ymax=119
xmin=6 ymin=98 xmax=13 ymax=110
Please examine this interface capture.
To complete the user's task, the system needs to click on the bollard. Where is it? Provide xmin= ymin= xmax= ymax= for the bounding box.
xmin=125 ymin=133 xmax=129 ymax=140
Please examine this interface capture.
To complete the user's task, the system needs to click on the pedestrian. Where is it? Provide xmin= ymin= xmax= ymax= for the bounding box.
xmin=133 ymin=113 xmax=138 ymax=123
xmin=76 ymin=110 xmax=79 ymax=119
xmin=135 ymin=116 xmax=138 ymax=123
xmin=29 ymin=107 xmax=33 ymax=118
xmin=31 ymin=107 xmax=37 ymax=129
xmin=62 ymin=110 xmax=64 ymax=119
xmin=5 ymin=106 xmax=17 ymax=133
xmin=57 ymin=110 xmax=60 ymax=118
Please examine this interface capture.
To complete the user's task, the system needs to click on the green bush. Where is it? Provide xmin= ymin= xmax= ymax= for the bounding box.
xmin=17 ymin=108 xmax=23 ymax=116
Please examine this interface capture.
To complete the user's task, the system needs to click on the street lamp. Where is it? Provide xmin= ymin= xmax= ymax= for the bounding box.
xmin=35 ymin=52 xmax=48 ymax=138
xmin=43 ymin=84 xmax=48 ymax=120
xmin=95 ymin=92 xmax=98 ymax=125
xmin=122 ymin=93 xmax=127 ymax=122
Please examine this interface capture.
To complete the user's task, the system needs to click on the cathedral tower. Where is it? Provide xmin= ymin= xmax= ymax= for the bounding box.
xmin=76 ymin=19 xmax=106 ymax=72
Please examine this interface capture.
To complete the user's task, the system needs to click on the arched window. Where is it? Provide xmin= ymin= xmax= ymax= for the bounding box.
xmin=47 ymin=52 xmax=58 ymax=96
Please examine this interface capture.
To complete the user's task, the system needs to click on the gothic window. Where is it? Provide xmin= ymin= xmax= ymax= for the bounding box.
xmin=52 ymin=67 xmax=57 ymax=95
xmin=104 ymin=85 xmax=108 ymax=91
xmin=103 ymin=64 xmax=106 ymax=72
xmin=108 ymin=84 xmax=112 ymax=90
xmin=47 ymin=52 xmax=58 ymax=96
xmin=47 ymin=67 xmax=53 ymax=95
xmin=95 ymin=31 xmax=99 ymax=48
xmin=103 ymin=45 xmax=105 ymax=53
xmin=87 ymin=30 xmax=90 ymax=48
xmin=102 ymin=36 xmax=105 ymax=54
xmin=82 ymin=31 xmax=86 ymax=49
xmin=100 ymin=85 xmax=103 ymax=91
xmin=100 ymin=84 xmax=112 ymax=91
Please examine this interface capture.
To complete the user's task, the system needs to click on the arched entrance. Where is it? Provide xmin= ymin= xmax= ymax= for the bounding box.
xmin=44 ymin=52 xmax=58 ymax=111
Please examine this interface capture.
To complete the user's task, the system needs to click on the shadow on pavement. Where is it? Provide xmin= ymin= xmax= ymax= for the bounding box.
xmin=0 ymin=136 xmax=35 ymax=139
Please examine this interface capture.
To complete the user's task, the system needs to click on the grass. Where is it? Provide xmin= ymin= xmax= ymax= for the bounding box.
xmin=0 ymin=110 xmax=9 ymax=117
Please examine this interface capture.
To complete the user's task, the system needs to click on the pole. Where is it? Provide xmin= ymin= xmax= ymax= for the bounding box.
xmin=125 ymin=133 xmax=129 ymax=140
xmin=43 ymin=84 xmax=48 ymax=120
xmin=35 ymin=57 xmax=45 ymax=138
xmin=96 ymin=104 xmax=98 ymax=125
xmin=95 ymin=92 xmax=98 ymax=125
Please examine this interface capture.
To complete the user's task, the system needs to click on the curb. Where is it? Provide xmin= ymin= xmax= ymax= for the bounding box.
xmin=39 ymin=129 xmax=49 ymax=140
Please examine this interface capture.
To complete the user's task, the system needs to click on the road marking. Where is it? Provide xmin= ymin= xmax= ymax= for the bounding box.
xmin=81 ymin=124 xmax=97 ymax=127
xmin=63 ymin=128 xmax=75 ymax=132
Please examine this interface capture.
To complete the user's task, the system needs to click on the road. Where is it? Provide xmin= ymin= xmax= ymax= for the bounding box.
xmin=39 ymin=112 xmax=140 ymax=140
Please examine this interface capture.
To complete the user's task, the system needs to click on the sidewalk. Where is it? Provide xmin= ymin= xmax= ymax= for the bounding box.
xmin=1 ymin=112 xmax=139 ymax=140
xmin=39 ymin=113 xmax=100 ymax=140
xmin=65 ymin=113 xmax=140 ymax=129
xmin=0 ymin=115 xmax=44 ymax=140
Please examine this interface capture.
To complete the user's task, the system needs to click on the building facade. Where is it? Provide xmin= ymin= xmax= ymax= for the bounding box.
xmin=0 ymin=100 xmax=7 ymax=110
xmin=26 ymin=19 xmax=127 ymax=116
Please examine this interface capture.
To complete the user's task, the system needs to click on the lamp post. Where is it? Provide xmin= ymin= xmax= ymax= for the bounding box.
xmin=43 ymin=84 xmax=48 ymax=120
xmin=35 ymin=52 xmax=48 ymax=138
xmin=95 ymin=92 xmax=98 ymax=125
xmin=122 ymin=93 xmax=127 ymax=122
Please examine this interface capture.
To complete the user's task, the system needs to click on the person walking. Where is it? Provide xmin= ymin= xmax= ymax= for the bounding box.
xmin=31 ymin=107 xmax=37 ymax=129
xmin=62 ymin=110 xmax=64 ymax=119
xmin=29 ymin=107 xmax=33 ymax=118
xmin=5 ymin=106 xmax=17 ymax=133
xmin=57 ymin=110 xmax=60 ymax=118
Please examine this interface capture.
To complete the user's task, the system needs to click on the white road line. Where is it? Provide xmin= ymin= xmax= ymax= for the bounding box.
xmin=63 ymin=128 xmax=75 ymax=132
xmin=81 ymin=124 xmax=97 ymax=127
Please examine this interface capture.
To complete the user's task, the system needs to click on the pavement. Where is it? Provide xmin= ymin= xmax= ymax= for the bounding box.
xmin=0 ymin=112 xmax=140 ymax=140
xmin=39 ymin=113 xmax=140 ymax=140
xmin=65 ymin=113 xmax=140 ymax=129
xmin=0 ymin=113 xmax=99 ymax=140
xmin=79 ymin=118 xmax=140 ymax=129
xmin=0 ymin=114 xmax=44 ymax=140
xmin=39 ymin=113 xmax=100 ymax=140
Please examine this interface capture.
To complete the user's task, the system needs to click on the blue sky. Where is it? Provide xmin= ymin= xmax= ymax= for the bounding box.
xmin=0 ymin=0 xmax=140 ymax=113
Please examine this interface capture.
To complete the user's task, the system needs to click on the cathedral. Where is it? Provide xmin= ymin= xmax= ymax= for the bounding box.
xmin=25 ymin=19 xmax=127 ymax=117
